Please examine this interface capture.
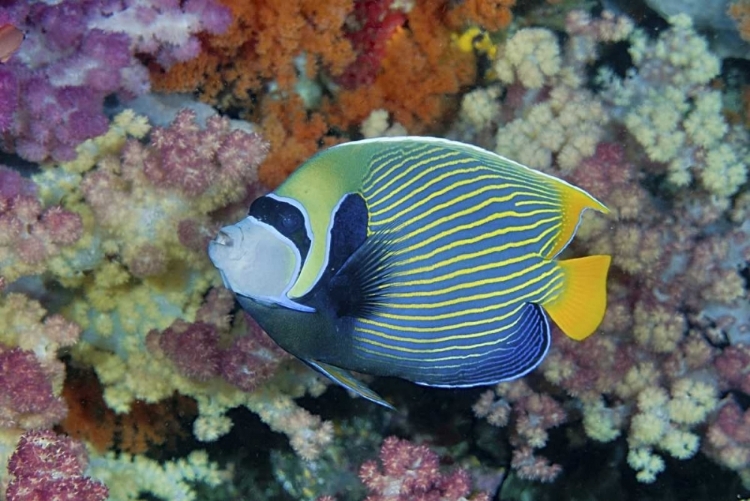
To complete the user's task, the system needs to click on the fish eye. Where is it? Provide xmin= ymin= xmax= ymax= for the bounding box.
xmin=280 ymin=211 xmax=301 ymax=231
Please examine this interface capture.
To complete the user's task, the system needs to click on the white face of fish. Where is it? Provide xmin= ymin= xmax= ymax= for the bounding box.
xmin=208 ymin=216 xmax=308 ymax=309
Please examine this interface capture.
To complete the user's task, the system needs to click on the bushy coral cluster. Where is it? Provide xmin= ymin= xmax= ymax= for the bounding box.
xmin=336 ymin=0 xmax=407 ymax=89
xmin=358 ymin=436 xmax=490 ymax=501
xmin=6 ymin=430 xmax=108 ymax=501
xmin=0 ymin=293 xmax=81 ymax=428
xmin=149 ymin=288 xmax=289 ymax=390
xmin=598 ymin=14 xmax=748 ymax=198
xmin=0 ymin=166 xmax=82 ymax=282
xmin=474 ymin=381 xmax=566 ymax=482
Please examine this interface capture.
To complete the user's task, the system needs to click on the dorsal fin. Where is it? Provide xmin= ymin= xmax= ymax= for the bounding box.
xmin=544 ymin=182 xmax=609 ymax=259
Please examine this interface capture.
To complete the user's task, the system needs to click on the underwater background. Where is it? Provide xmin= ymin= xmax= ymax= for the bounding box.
xmin=0 ymin=0 xmax=749 ymax=500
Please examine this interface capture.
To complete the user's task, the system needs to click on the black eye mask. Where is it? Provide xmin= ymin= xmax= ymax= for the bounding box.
xmin=249 ymin=196 xmax=311 ymax=264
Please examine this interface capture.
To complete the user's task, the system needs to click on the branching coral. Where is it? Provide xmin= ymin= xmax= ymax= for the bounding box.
xmin=328 ymin=1 xmax=477 ymax=133
xmin=474 ymin=380 xmax=566 ymax=482
xmin=151 ymin=0 xmax=356 ymax=103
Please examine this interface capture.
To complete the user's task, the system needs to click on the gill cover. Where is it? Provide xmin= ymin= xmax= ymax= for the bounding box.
xmin=208 ymin=216 xmax=313 ymax=312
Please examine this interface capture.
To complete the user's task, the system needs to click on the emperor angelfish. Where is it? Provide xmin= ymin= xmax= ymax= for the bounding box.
xmin=209 ymin=137 xmax=611 ymax=408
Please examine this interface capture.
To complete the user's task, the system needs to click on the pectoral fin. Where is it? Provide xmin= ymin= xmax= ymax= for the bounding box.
xmin=305 ymin=359 xmax=395 ymax=409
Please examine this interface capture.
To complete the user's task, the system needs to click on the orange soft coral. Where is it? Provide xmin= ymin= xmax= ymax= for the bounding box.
xmin=258 ymin=96 xmax=340 ymax=188
xmin=444 ymin=0 xmax=516 ymax=32
xmin=151 ymin=0 xmax=355 ymax=110
xmin=59 ymin=368 xmax=196 ymax=455
xmin=327 ymin=1 xmax=477 ymax=133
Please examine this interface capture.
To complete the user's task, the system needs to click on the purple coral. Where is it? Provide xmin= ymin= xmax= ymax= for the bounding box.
xmin=79 ymin=108 xmax=268 ymax=278
xmin=152 ymin=320 xmax=222 ymax=381
xmin=0 ymin=0 xmax=231 ymax=163
xmin=0 ymin=68 xmax=18 ymax=132
xmin=220 ymin=313 xmax=290 ymax=392
xmin=2 ymin=1 xmax=139 ymax=162
xmin=6 ymin=430 xmax=108 ymax=501
xmin=705 ymin=401 xmax=750 ymax=471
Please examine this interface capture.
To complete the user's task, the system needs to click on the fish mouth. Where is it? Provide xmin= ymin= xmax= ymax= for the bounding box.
xmin=212 ymin=230 xmax=234 ymax=247
xmin=208 ymin=226 xmax=244 ymax=267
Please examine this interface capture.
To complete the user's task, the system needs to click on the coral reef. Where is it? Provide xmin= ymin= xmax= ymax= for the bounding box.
xmin=1 ymin=0 xmax=749 ymax=499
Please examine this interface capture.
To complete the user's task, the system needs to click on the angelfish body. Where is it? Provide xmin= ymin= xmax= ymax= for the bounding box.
xmin=209 ymin=137 xmax=611 ymax=407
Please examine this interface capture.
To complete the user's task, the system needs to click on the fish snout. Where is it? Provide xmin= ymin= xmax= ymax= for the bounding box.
xmin=208 ymin=225 xmax=244 ymax=267
xmin=214 ymin=229 xmax=234 ymax=247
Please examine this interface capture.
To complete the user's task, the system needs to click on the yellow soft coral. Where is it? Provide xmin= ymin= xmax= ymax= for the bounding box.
xmin=494 ymin=28 xmax=561 ymax=89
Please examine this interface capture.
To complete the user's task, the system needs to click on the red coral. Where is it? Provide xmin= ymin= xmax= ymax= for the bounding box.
xmin=6 ymin=430 xmax=108 ymax=501
xmin=0 ymin=345 xmax=67 ymax=429
xmin=153 ymin=320 xmax=222 ymax=381
xmin=359 ymin=436 xmax=489 ymax=501
xmin=328 ymin=1 xmax=477 ymax=133
xmin=337 ymin=0 xmax=407 ymax=89
xmin=220 ymin=313 xmax=289 ymax=392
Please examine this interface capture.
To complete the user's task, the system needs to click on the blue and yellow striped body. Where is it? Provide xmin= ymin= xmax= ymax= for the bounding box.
xmin=351 ymin=141 xmax=567 ymax=385
xmin=210 ymin=137 xmax=611 ymax=406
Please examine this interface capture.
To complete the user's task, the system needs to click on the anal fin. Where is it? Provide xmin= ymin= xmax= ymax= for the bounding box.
xmin=305 ymin=359 xmax=395 ymax=409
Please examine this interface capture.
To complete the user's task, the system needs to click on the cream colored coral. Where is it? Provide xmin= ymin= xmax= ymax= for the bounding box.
xmin=494 ymin=28 xmax=561 ymax=89
xmin=684 ymin=91 xmax=728 ymax=147
xmin=459 ymin=86 xmax=501 ymax=130
xmin=360 ymin=109 xmax=407 ymax=138
xmin=626 ymin=379 xmax=718 ymax=482
xmin=700 ymin=143 xmax=747 ymax=198
xmin=668 ymin=379 xmax=718 ymax=425
xmin=496 ymin=86 xmax=606 ymax=172
xmin=629 ymin=14 xmax=720 ymax=88
xmin=632 ymin=302 xmax=686 ymax=353
xmin=627 ymin=448 xmax=665 ymax=483
xmin=88 ymin=450 xmax=229 ymax=501
xmin=582 ymin=398 xmax=623 ymax=442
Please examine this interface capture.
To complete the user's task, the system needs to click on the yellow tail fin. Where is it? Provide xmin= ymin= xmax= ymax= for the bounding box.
xmin=542 ymin=255 xmax=611 ymax=341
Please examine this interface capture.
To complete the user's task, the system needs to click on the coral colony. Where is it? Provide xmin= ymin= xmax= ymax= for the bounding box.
xmin=0 ymin=0 xmax=749 ymax=500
